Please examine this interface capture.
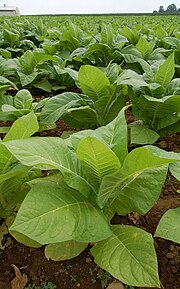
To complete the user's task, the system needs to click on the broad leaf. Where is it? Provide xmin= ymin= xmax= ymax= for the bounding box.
xmin=63 ymin=106 xmax=99 ymax=129
xmin=34 ymin=79 xmax=52 ymax=92
xmin=105 ymin=63 xmax=122 ymax=83
xmin=169 ymin=162 xmax=180 ymax=181
xmin=130 ymin=124 xmax=159 ymax=144
xmin=98 ymin=146 xmax=180 ymax=210
xmin=0 ymin=112 xmax=39 ymax=173
xmin=4 ymin=112 xmax=39 ymax=142
xmin=0 ymin=145 xmax=13 ymax=173
xmin=91 ymin=225 xmax=160 ymax=287
xmin=0 ymin=165 xmax=30 ymax=218
xmin=155 ymin=208 xmax=180 ymax=244
xmin=14 ymin=89 xmax=33 ymax=109
xmin=116 ymin=70 xmax=147 ymax=88
xmin=40 ymin=92 xmax=88 ymax=124
xmin=78 ymin=65 xmax=110 ymax=101
xmin=77 ymin=136 xmax=121 ymax=189
xmin=10 ymin=231 xmax=41 ymax=248
xmin=45 ymin=240 xmax=88 ymax=261
xmin=156 ymin=26 xmax=167 ymax=39
xmin=17 ymin=71 xmax=39 ymax=87
xmin=136 ymin=36 xmax=152 ymax=60
xmin=100 ymin=23 xmax=113 ymax=47
xmin=83 ymin=43 xmax=111 ymax=66
xmin=4 ymin=137 xmax=95 ymax=197
xmin=137 ymin=95 xmax=180 ymax=127
xmin=70 ymin=106 xmax=129 ymax=164
xmin=154 ymin=53 xmax=175 ymax=87
xmin=10 ymin=183 xmax=112 ymax=244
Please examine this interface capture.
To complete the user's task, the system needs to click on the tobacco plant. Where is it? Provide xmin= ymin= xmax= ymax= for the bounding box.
xmin=1 ymin=107 xmax=180 ymax=288
xmin=115 ymin=53 xmax=180 ymax=142
xmin=40 ymin=63 xmax=127 ymax=128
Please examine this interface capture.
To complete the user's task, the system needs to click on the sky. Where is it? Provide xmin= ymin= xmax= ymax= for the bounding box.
xmin=1 ymin=0 xmax=180 ymax=15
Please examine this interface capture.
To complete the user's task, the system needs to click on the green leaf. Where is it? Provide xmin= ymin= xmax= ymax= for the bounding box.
xmin=45 ymin=240 xmax=88 ymax=261
xmin=163 ymin=37 xmax=180 ymax=50
xmin=130 ymin=124 xmax=159 ymax=144
xmin=78 ymin=65 xmax=110 ymax=101
xmin=155 ymin=208 xmax=180 ymax=244
xmin=0 ymin=127 xmax=10 ymax=134
xmin=98 ymin=146 xmax=180 ymax=210
xmin=0 ymin=164 xmax=30 ymax=217
xmin=137 ymin=59 xmax=154 ymax=81
xmin=70 ymin=106 xmax=129 ymax=164
xmin=156 ymin=26 xmax=167 ymax=39
xmin=2 ymin=108 xmax=31 ymax=118
xmin=4 ymin=137 xmax=94 ymax=197
xmin=156 ymin=112 xmax=180 ymax=131
xmin=101 ymin=23 xmax=113 ymax=46
xmin=137 ymin=95 xmax=180 ymax=130
xmin=116 ymin=70 xmax=147 ymax=89
xmin=0 ymin=112 xmax=39 ymax=173
xmin=169 ymin=162 xmax=180 ymax=181
xmin=76 ymin=136 xmax=121 ymax=189
xmin=10 ymin=231 xmax=42 ymax=248
xmin=0 ymin=76 xmax=18 ymax=90
xmin=93 ymin=84 xmax=116 ymax=120
xmin=0 ymin=145 xmax=13 ymax=173
xmin=4 ymin=112 xmax=39 ymax=142
xmin=105 ymin=63 xmax=122 ymax=83
xmin=154 ymin=53 xmax=175 ymax=87
xmin=91 ymin=225 xmax=160 ymax=287
xmin=10 ymin=182 xmax=112 ymax=244
xmin=158 ymin=120 xmax=180 ymax=137
xmin=0 ymin=85 xmax=11 ymax=95
xmin=3 ymin=29 xmax=19 ymax=46
xmin=17 ymin=71 xmax=39 ymax=86
xmin=120 ymin=26 xmax=137 ymax=44
xmin=33 ymin=79 xmax=52 ymax=92
xmin=40 ymin=92 xmax=87 ymax=124
xmin=14 ymin=89 xmax=33 ymax=109
xmin=63 ymin=106 xmax=99 ymax=129
xmin=136 ymin=36 xmax=152 ymax=60
xmin=83 ymin=43 xmax=111 ymax=66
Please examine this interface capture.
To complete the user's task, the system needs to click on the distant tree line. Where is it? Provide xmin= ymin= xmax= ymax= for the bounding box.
xmin=153 ymin=3 xmax=180 ymax=14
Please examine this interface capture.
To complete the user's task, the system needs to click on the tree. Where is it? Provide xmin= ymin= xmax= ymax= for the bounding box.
xmin=158 ymin=6 xmax=165 ymax=13
xmin=166 ymin=3 xmax=177 ymax=12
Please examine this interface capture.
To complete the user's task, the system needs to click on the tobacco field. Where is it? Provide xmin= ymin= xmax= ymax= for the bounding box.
xmin=0 ymin=15 xmax=179 ymax=289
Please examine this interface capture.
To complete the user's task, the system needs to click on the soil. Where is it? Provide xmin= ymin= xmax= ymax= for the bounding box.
xmin=0 ymin=118 xmax=180 ymax=289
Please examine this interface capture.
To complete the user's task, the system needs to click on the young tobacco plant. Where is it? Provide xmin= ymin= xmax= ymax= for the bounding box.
xmin=115 ymin=53 xmax=180 ymax=142
xmin=40 ymin=63 xmax=127 ymax=129
xmin=0 ymin=89 xmax=56 ymax=133
xmin=1 ymin=107 xmax=180 ymax=288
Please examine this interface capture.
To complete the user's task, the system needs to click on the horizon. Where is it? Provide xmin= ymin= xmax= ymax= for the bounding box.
xmin=0 ymin=0 xmax=179 ymax=15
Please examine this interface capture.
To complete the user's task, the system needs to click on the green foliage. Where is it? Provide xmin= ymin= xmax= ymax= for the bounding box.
xmin=25 ymin=277 xmax=57 ymax=289
xmin=0 ymin=108 xmax=179 ymax=287
xmin=0 ymin=111 xmax=40 ymax=218
xmin=41 ymin=64 xmax=127 ymax=128
xmin=155 ymin=207 xmax=180 ymax=244
xmin=0 ymin=16 xmax=179 ymax=288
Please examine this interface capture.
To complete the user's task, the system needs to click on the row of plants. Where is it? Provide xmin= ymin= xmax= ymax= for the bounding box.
xmin=0 ymin=15 xmax=179 ymax=288
xmin=0 ymin=16 xmax=179 ymax=142
xmin=1 ymin=53 xmax=179 ymax=143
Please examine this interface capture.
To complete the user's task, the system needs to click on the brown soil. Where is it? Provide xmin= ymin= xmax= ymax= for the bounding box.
xmin=0 ymin=120 xmax=179 ymax=289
